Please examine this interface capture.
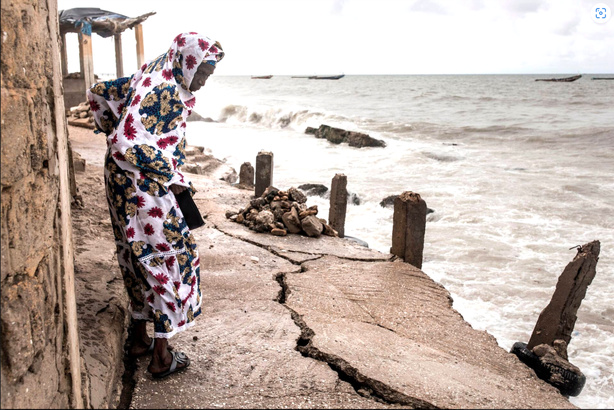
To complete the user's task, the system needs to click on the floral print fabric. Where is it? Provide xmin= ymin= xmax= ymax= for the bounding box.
xmin=87 ymin=33 xmax=224 ymax=338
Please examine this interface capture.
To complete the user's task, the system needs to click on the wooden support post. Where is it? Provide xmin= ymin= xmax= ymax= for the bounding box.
xmin=47 ymin=1 xmax=83 ymax=406
xmin=390 ymin=191 xmax=427 ymax=268
xmin=239 ymin=162 xmax=254 ymax=187
xmin=78 ymin=31 xmax=95 ymax=89
xmin=328 ymin=174 xmax=348 ymax=238
xmin=255 ymin=151 xmax=273 ymax=197
xmin=527 ymin=241 xmax=600 ymax=352
xmin=135 ymin=24 xmax=145 ymax=69
xmin=114 ymin=33 xmax=124 ymax=78
xmin=60 ymin=31 xmax=68 ymax=78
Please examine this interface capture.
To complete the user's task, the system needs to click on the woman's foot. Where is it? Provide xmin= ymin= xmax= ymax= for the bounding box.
xmin=147 ymin=339 xmax=190 ymax=378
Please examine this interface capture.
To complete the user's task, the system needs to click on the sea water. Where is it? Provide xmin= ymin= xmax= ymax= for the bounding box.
xmin=187 ymin=74 xmax=614 ymax=408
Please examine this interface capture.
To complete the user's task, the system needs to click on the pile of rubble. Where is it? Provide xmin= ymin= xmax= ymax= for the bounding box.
xmin=66 ymin=101 xmax=95 ymax=129
xmin=226 ymin=186 xmax=338 ymax=238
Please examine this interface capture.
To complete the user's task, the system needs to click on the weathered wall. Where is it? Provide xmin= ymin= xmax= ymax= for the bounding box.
xmin=1 ymin=0 xmax=82 ymax=408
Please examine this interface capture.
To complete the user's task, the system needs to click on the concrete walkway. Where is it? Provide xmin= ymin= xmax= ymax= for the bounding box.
xmin=128 ymin=172 xmax=574 ymax=409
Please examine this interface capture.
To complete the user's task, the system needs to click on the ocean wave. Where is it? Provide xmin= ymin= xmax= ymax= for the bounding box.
xmin=216 ymin=104 xmax=353 ymax=131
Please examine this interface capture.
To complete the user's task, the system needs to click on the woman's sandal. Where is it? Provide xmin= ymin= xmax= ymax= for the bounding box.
xmin=151 ymin=351 xmax=190 ymax=379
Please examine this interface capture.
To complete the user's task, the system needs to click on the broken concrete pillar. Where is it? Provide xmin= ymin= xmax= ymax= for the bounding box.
xmin=328 ymin=174 xmax=348 ymax=238
xmin=390 ymin=191 xmax=427 ymax=269
xmin=255 ymin=151 xmax=274 ymax=197
xmin=527 ymin=240 xmax=600 ymax=352
xmin=239 ymin=162 xmax=254 ymax=187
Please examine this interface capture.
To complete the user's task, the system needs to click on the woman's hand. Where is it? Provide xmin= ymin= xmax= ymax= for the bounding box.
xmin=169 ymin=185 xmax=187 ymax=195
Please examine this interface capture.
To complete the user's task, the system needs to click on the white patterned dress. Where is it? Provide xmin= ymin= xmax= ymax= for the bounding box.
xmin=87 ymin=33 xmax=224 ymax=338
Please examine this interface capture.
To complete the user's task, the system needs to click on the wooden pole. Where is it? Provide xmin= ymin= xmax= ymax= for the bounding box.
xmin=114 ymin=33 xmax=124 ymax=78
xmin=60 ymin=31 xmax=68 ymax=78
xmin=47 ymin=0 xmax=83 ymax=406
xmin=391 ymin=191 xmax=427 ymax=269
xmin=78 ymin=31 xmax=95 ymax=89
xmin=135 ymin=24 xmax=145 ymax=69
xmin=328 ymin=174 xmax=348 ymax=238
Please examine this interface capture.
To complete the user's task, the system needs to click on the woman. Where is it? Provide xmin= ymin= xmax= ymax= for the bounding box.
xmin=87 ymin=32 xmax=224 ymax=378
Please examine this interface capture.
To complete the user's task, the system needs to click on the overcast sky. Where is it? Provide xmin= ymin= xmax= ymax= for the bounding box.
xmin=58 ymin=0 xmax=614 ymax=76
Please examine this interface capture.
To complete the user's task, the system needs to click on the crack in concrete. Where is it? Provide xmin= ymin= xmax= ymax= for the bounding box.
xmin=213 ymin=224 xmax=393 ymax=265
xmin=275 ymin=271 xmax=439 ymax=409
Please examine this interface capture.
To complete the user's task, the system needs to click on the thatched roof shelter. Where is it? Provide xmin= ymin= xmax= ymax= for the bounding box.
xmin=58 ymin=7 xmax=156 ymax=108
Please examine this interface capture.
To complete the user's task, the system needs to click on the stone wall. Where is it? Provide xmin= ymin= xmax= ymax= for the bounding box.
xmin=1 ymin=0 xmax=82 ymax=408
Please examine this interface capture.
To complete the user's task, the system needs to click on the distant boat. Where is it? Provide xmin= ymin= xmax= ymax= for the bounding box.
xmin=535 ymin=75 xmax=582 ymax=82
xmin=592 ymin=77 xmax=614 ymax=80
xmin=308 ymin=74 xmax=345 ymax=80
xmin=251 ymin=75 xmax=273 ymax=79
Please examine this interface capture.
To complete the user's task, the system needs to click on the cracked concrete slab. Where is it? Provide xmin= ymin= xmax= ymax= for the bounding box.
xmin=130 ymin=218 xmax=410 ymax=409
xmin=284 ymin=256 xmax=575 ymax=409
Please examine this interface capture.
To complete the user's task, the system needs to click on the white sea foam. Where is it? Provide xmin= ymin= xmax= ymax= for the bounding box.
xmin=189 ymin=75 xmax=614 ymax=408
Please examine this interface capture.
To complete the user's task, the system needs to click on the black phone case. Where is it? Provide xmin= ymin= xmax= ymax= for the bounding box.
xmin=175 ymin=189 xmax=205 ymax=230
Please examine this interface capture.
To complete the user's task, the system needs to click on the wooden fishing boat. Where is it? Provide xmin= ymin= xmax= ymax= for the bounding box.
xmin=308 ymin=74 xmax=345 ymax=80
xmin=535 ymin=75 xmax=582 ymax=82
xmin=591 ymin=77 xmax=614 ymax=80
xmin=251 ymin=75 xmax=273 ymax=79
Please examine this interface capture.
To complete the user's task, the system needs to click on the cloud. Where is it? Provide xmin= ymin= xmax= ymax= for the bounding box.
xmin=502 ymin=0 xmax=545 ymax=15
xmin=409 ymin=0 xmax=449 ymax=14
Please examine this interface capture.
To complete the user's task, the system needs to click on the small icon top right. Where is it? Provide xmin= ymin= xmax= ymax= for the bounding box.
xmin=592 ymin=3 xmax=611 ymax=24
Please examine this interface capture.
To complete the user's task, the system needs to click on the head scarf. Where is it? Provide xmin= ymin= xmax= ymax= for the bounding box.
xmin=88 ymin=32 xmax=224 ymax=191
xmin=141 ymin=32 xmax=224 ymax=103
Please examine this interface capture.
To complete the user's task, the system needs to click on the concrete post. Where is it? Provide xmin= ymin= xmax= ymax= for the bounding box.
xmin=390 ymin=191 xmax=427 ymax=269
xmin=255 ymin=151 xmax=273 ymax=197
xmin=239 ymin=162 xmax=254 ymax=187
xmin=527 ymin=241 xmax=600 ymax=352
xmin=328 ymin=174 xmax=348 ymax=238
xmin=135 ymin=24 xmax=145 ymax=69
xmin=114 ymin=33 xmax=124 ymax=78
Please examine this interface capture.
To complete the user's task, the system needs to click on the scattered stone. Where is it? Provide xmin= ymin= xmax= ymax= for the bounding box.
xmin=271 ymin=228 xmax=287 ymax=236
xmin=182 ymin=148 xmax=237 ymax=184
xmin=306 ymin=124 xmax=386 ymax=148
xmin=282 ymin=208 xmax=302 ymax=234
xmin=239 ymin=162 xmax=255 ymax=187
xmin=380 ymin=195 xmax=398 ymax=208
xmin=66 ymin=101 xmax=95 ymax=129
xmin=186 ymin=111 xmax=216 ymax=122
xmin=185 ymin=146 xmax=205 ymax=156
xmin=298 ymin=184 xmax=328 ymax=197
xmin=348 ymin=192 xmax=361 ymax=206
xmin=72 ymin=151 xmax=86 ymax=173
xmin=301 ymin=215 xmax=323 ymax=238
xmin=288 ymin=187 xmax=307 ymax=204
